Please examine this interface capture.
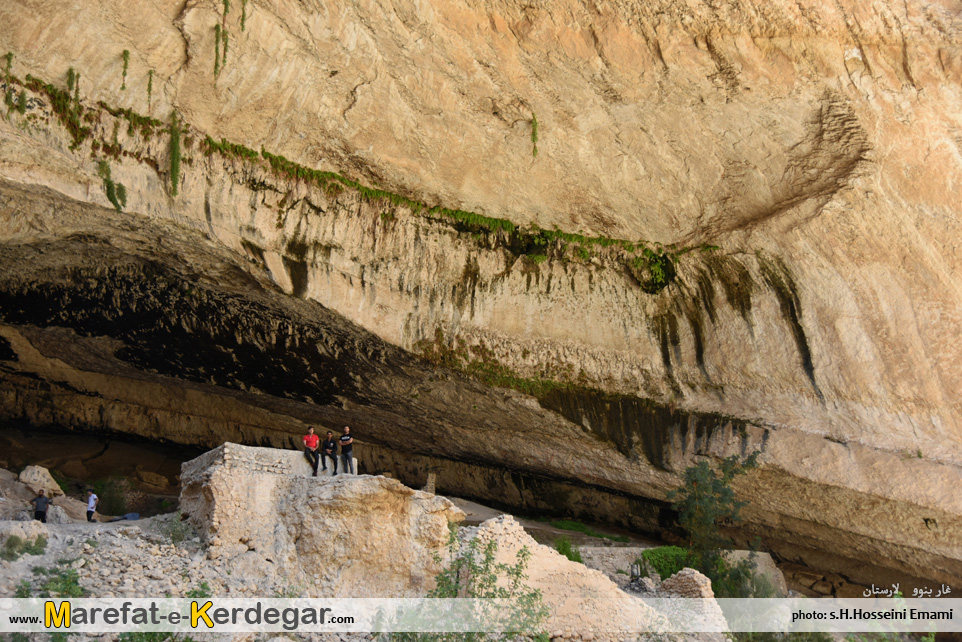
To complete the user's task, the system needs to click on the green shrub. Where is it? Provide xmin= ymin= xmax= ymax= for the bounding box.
xmin=638 ymin=545 xmax=687 ymax=580
xmin=214 ymin=25 xmax=221 ymax=76
xmin=241 ymin=0 xmax=248 ymax=30
xmin=383 ymin=524 xmax=549 ymax=641
xmin=547 ymin=519 xmax=630 ymax=542
xmin=36 ymin=566 xmax=87 ymax=598
xmin=14 ymin=580 xmax=31 ymax=598
xmin=169 ymin=111 xmax=181 ymax=196
xmin=531 ymin=112 xmax=539 ymax=157
xmin=162 ymin=511 xmax=195 ymax=545
xmin=669 ymin=453 xmax=758 ymax=565
xmin=186 ymin=581 xmax=212 ymax=599
xmin=16 ymin=91 xmax=26 ymax=114
xmin=25 ymin=535 xmax=47 ymax=556
xmin=2 ymin=535 xmax=47 ymax=561
xmin=668 ymin=452 xmax=770 ymax=597
xmin=97 ymin=160 xmax=127 ymax=212
xmin=553 ymin=536 xmax=582 ymax=564
xmin=1 ymin=535 xmax=24 ymax=561
xmin=121 ymin=49 xmax=129 ymax=90
xmin=92 ymin=477 xmax=128 ymax=515
xmin=4 ymin=52 xmax=12 ymax=79
xmin=24 ymin=73 xmax=89 ymax=149
xmin=146 ymin=69 xmax=154 ymax=112
xmin=50 ymin=470 xmax=72 ymax=494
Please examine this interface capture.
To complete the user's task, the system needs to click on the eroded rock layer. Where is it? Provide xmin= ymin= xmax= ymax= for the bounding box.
xmin=0 ymin=0 xmax=961 ymax=589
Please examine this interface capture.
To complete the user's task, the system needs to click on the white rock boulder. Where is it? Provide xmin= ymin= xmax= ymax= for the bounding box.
xmin=18 ymin=466 xmax=63 ymax=498
xmin=179 ymin=443 xmax=465 ymax=597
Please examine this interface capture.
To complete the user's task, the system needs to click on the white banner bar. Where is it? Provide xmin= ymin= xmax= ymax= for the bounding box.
xmin=0 ymin=598 xmax=959 ymax=633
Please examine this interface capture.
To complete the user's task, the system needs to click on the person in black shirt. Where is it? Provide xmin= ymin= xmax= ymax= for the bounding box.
xmin=321 ymin=431 xmax=338 ymax=475
xmin=339 ymin=426 xmax=354 ymax=475
xmin=30 ymin=490 xmax=50 ymax=523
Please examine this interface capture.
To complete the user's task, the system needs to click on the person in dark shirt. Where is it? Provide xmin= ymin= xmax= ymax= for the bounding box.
xmin=321 ymin=431 xmax=338 ymax=475
xmin=302 ymin=426 xmax=321 ymax=477
xmin=339 ymin=426 xmax=354 ymax=475
xmin=30 ymin=490 xmax=50 ymax=523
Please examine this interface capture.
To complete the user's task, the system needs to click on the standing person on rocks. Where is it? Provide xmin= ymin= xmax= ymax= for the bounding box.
xmin=321 ymin=430 xmax=338 ymax=475
xmin=29 ymin=489 xmax=50 ymax=523
xmin=302 ymin=426 xmax=321 ymax=477
xmin=339 ymin=426 xmax=354 ymax=475
xmin=86 ymin=488 xmax=99 ymax=522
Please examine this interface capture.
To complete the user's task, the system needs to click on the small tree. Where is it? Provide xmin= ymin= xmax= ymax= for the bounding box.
xmin=668 ymin=451 xmax=763 ymax=596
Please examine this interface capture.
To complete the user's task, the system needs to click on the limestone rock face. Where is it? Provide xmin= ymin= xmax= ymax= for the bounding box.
xmin=470 ymin=515 xmax=722 ymax=635
xmin=469 ymin=515 xmax=656 ymax=634
xmin=18 ymin=466 xmax=63 ymax=498
xmin=179 ymin=443 xmax=465 ymax=597
xmin=0 ymin=0 xmax=961 ymax=591
xmin=44 ymin=505 xmax=70 ymax=524
xmin=0 ymin=519 xmax=48 ymax=543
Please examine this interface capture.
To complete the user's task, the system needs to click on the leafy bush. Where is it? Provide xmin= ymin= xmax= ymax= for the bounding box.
xmin=14 ymin=580 xmax=31 ymax=597
xmin=638 ymin=545 xmax=687 ymax=580
xmin=2 ymin=535 xmax=47 ymax=561
xmin=186 ymin=581 xmax=212 ymax=599
xmin=121 ymin=49 xmax=130 ymax=90
xmin=161 ymin=511 xmax=196 ymax=545
xmin=668 ymin=452 xmax=771 ymax=597
xmin=35 ymin=566 xmax=87 ymax=597
xmin=384 ymin=524 xmax=549 ymax=641
xmin=91 ymin=477 xmax=128 ymax=515
xmin=553 ymin=536 xmax=582 ymax=564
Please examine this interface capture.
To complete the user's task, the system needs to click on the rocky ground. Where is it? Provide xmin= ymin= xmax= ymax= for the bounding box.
xmin=0 ymin=451 xmax=724 ymax=642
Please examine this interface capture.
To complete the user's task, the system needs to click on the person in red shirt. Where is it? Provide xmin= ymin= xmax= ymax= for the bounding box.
xmin=302 ymin=426 xmax=321 ymax=477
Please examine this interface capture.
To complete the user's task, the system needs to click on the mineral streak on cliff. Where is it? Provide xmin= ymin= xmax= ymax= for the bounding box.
xmin=1 ymin=0 xmax=962 ymax=590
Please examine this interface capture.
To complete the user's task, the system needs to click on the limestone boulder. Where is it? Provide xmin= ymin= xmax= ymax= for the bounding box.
xmin=179 ymin=443 xmax=465 ymax=597
xmin=0 ymin=519 xmax=48 ymax=542
xmin=136 ymin=470 xmax=169 ymax=489
xmin=53 ymin=496 xmax=92 ymax=523
xmin=18 ymin=466 xmax=63 ymax=498
xmin=469 ymin=515 xmax=662 ymax=635
xmin=46 ymin=505 xmax=71 ymax=524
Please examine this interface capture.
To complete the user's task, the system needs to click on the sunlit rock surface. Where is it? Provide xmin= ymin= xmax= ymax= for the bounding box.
xmin=1 ymin=0 xmax=961 ymax=589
